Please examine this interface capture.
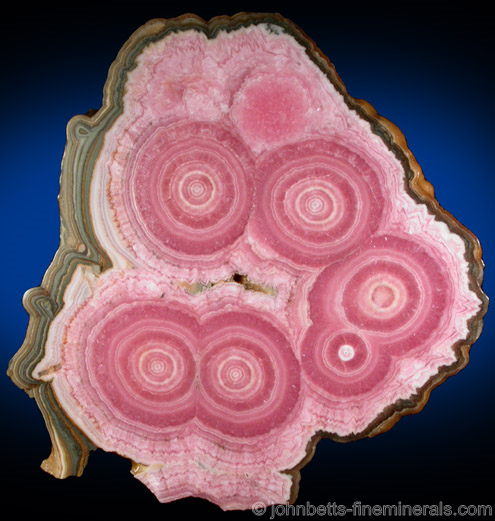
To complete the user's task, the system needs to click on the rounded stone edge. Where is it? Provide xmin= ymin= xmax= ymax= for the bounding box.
xmin=266 ymin=13 xmax=488 ymax=505
xmin=7 ymin=10 xmax=488 ymax=501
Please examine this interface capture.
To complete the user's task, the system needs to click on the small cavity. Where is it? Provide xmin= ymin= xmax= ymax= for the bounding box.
xmin=177 ymin=273 xmax=276 ymax=296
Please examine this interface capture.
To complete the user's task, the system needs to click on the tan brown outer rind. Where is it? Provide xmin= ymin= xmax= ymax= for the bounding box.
xmin=8 ymin=12 xmax=488 ymax=504
xmin=262 ymin=13 xmax=488 ymax=504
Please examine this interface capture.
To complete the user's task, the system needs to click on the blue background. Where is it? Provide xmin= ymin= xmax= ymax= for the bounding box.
xmin=1 ymin=2 xmax=493 ymax=517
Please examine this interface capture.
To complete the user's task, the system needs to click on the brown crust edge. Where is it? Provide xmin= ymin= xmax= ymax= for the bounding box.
xmin=8 ymin=11 xmax=488 ymax=505
xmin=261 ymin=13 xmax=489 ymax=504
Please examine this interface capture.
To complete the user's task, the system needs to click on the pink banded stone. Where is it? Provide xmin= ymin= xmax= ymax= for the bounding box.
xmin=251 ymin=138 xmax=385 ymax=266
xmin=48 ymin=271 xmax=305 ymax=475
xmin=112 ymin=120 xmax=255 ymax=259
xmin=198 ymin=311 xmax=300 ymax=437
xmin=13 ymin=13 xmax=485 ymax=512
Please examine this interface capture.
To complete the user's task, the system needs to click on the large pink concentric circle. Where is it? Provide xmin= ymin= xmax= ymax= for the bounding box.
xmin=120 ymin=121 xmax=255 ymax=256
xmin=309 ymin=234 xmax=450 ymax=358
xmin=83 ymin=301 xmax=198 ymax=430
xmin=197 ymin=312 xmax=301 ymax=437
xmin=253 ymin=139 xmax=384 ymax=266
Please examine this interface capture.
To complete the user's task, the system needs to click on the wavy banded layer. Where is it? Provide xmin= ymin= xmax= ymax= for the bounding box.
xmin=17 ymin=14 xmax=484 ymax=512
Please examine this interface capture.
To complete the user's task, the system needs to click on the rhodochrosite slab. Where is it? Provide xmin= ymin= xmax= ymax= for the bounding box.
xmin=9 ymin=13 xmax=486 ymax=511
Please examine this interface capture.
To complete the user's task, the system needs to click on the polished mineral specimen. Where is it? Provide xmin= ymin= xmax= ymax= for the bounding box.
xmin=8 ymin=13 xmax=487 ymax=510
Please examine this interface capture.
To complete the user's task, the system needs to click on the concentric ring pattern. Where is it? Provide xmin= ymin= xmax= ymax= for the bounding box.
xmin=25 ymin=16 xmax=484 ymax=511
xmin=198 ymin=311 xmax=300 ymax=437
xmin=80 ymin=300 xmax=198 ymax=432
xmin=62 ymin=291 xmax=300 ymax=444
xmin=302 ymin=234 xmax=451 ymax=397
xmin=90 ymin=112 xmax=459 ymax=449
xmin=113 ymin=121 xmax=255 ymax=258
xmin=251 ymin=139 xmax=385 ymax=266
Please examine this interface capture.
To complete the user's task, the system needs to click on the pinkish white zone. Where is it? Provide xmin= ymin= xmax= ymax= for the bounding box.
xmin=34 ymin=23 xmax=482 ymax=509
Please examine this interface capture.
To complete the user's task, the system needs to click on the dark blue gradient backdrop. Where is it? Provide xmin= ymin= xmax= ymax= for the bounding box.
xmin=1 ymin=2 xmax=493 ymax=518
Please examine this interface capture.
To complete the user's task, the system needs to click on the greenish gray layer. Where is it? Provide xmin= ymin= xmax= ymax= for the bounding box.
xmin=7 ymin=13 xmax=488 ymax=485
